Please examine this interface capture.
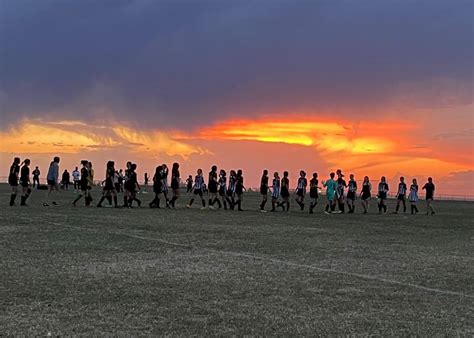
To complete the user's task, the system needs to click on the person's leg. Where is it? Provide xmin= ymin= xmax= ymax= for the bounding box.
xmin=20 ymin=186 xmax=29 ymax=206
xmin=73 ymin=191 xmax=83 ymax=206
xmin=402 ymin=198 xmax=406 ymax=213
xmin=395 ymin=199 xmax=400 ymax=213
xmin=428 ymin=199 xmax=435 ymax=214
xmin=260 ymin=194 xmax=266 ymax=211
xmin=9 ymin=186 xmax=17 ymax=206
xmin=362 ymin=200 xmax=367 ymax=213
xmin=97 ymin=191 xmax=106 ymax=207
xmin=133 ymin=192 xmax=141 ymax=207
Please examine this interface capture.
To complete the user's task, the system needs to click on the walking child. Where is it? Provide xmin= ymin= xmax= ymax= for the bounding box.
xmin=377 ymin=176 xmax=389 ymax=214
xmin=226 ymin=170 xmax=237 ymax=210
xmin=8 ymin=157 xmax=20 ymax=206
xmin=19 ymin=159 xmax=32 ymax=206
xmin=44 ymin=156 xmax=60 ymax=207
xmin=97 ymin=161 xmax=118 ymax=208
xmin=408 ymin=178 xmax=419 ymax=214
xmin=335 ymin=169 xmax=347 ymax=213
xmin=422 ymin=177 xmax=436 ymax=215
xmin=208 ymin=165 xmax=221 ymax=209
xmin=72 ymin=166 xmax=80 ymax=193
xmin=186 ymin=169 xmax=206 ymax=209
xmin=32 ymin=166 xmax=40 ymax=188
xmin=346 ymin=174 xmax=357 ymax=213
xmin=126 ymin=164 xmax=141 ymax=208
xmin=149 ymin=166 xmax=164 ymax=208
xmin=277 ymin=171 xmax=290 ymax=211
xmin=186 ymin=175 xmax=193 ymax=193
xmin=394 ymin=176 xmax=407 ymax=213
xmin=308 ymin=173 xmax=319 ymax=214
xmin=323 ymin=172 xmax=337 ymax=214
xmin=234 ymin=169 xmax=245 ymax=211
xmin=72 ymin=160 xmax=92 ymax=207
xmin=169 ymin=163 xmax=180 ymax=208
xmin=218 ymin=169 xmax=228 ymax=210
xmin=360 ymin=176 xmax=371 ymax=214
xmin=161 ymin=164 xmax=170 ymax=207
xmin=259 ymin=169 xmax=269 ymax=212
xmin=271 ymin=172 xmax=280 ymax=212
xmin=295 ymin=170 xmax=307 ymax=211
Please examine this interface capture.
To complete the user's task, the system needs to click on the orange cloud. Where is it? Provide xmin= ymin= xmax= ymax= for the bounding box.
xmin=0 ymin=119 xmax=206 ymax=158
xmin=181 ymin=117 xmax=407 ymax=155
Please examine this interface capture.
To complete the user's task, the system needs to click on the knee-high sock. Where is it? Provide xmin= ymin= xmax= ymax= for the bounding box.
xmin=223 ymin=200 xmax=228 ymax=210
xmin=208 ymin=198 xmax=214 ymax=206
xmin=286 ymin=201 xmax=290 ymax=211
xmin=9 ymin=193 xmax=17 ymax=206
xmin=170 ymin=196 xmax=177 ymax=207
xmin=97 ymin=196 xmax=106 ymax=206
xmin=272 ymin=201 xmax=276 ymax=211
xmin=214 ymin=198 xmax=221 ymax=208
xmin=73 ymin=194 xmax=82 ymax=205
xmin=202 ymin=199 xmax=206 ymax=207
xmin=133 ymin=197 xmax=141 ymax=206
xmin=113 ymin=196 xmax=118 ymax=207
xmin=189 ymin=198 xmax=194 ymax=206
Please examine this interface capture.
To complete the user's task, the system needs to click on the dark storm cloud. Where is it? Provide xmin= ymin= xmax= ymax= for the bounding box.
xmin=0 ymin=0 xmax=472 ymax=129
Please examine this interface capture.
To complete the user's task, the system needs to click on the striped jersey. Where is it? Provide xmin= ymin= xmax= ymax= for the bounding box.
xmin=378 ymin=182 xmax=389 ymax=193
xmin=219 ymin=174 xmax=226 ymax=189
xmin=297 ymin=177 xmax=307 ymax=190
xmin=194 ymin=175 xmax=205 ymax=190
xmin=228 ymin=175 xmax=236 ymax=192
xmin=397 ymin=182 xmax=407 ymax=196
xmin=348 ymin=180 xmax=357 ymax=193
xmin=272 ymin=178 xmax=280 ymax=197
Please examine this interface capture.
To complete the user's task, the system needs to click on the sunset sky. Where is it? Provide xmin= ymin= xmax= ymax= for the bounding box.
xmin=0 ymin=0 xmax=473 ymax=196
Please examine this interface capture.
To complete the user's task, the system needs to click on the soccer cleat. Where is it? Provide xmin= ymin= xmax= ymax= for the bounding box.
xmin=208 ymin=205 xmax=215 ymax=210
xmin=324 ymin=211 xmax=331 ymax=214
xmin=43 ymin=202 xmax=49 ymax=207
xmin=186 ymin=204 xmax=191 ymax=209
xmin=260 ymin=209 xmax=267 ymax=213
xmin=200 ymin=207 xmax=207 ymax=210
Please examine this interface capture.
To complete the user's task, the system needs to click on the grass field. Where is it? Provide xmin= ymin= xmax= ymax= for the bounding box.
xmin=1 ymin=184 xmax=473 ymax=335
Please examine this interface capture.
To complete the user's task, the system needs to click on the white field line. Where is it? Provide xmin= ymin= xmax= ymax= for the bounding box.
xmin=11 ymin=214 xmax=474 ymax=299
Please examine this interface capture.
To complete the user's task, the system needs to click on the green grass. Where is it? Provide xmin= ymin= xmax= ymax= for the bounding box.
xmin=1 ymin=184 xmax=473 ymax=335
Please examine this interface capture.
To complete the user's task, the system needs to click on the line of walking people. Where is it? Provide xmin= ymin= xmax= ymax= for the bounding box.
xmin=7 ymin=156 xmax=436 ymax=215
